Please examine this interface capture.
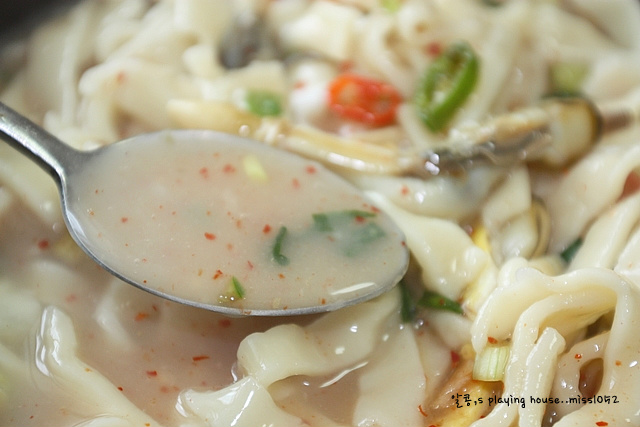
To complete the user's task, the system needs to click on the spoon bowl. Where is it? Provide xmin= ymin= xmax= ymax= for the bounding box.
xmin=0 ymin=102 xmax=409 ymax=316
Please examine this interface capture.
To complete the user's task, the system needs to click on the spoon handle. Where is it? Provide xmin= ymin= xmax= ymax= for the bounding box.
xmin=0 ymin=102 xmax=83 ymax=181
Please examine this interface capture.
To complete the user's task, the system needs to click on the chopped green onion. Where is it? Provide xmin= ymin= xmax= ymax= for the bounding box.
xmin=218 ymin=276 xmax=246 ymax=303
xmin=560 ymin=237 xmax=583 ymax=264
xmin=246 ymin=90 xmax=283 ymax=117
xmin=312 ymin=210 xmax=384 ymax=257
xmin=242 ymin=154 xmax=268 ymax=182
xmin=271 ymin=226 xmax=290 ymax=266
xmin=312 ymin=210 xmax=376 ymax=232
xmin=343 ymin=222 xmax=385 ymax=257
xmin=549 ymin=62 xmax=588 ymax=96
xmin=231 ymin=276 xmax=246 ymax=299
xmin=399 ymin=281 xmax=416 ymax=323
xmin=417 ymin=290 xmax=463 ymax=314
xmin=414 ymin=41 xmax=479 ymax=132
xmin=473 ymin=344 xmax=510 ymax=381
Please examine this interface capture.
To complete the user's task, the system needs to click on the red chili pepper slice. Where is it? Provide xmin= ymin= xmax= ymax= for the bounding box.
xmin=328 ymin=74 xmax=402 ymax=127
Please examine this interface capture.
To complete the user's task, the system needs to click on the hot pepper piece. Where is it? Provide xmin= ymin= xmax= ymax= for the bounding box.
xmin=328 ymin=74 xmax=402 ymax=127
xmin=415 ymin=41 xmax=479 ymax=132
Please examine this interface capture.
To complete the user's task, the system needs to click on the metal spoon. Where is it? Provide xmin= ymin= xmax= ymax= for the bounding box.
xmin=0 ymin=102 xmax=409 ymax=316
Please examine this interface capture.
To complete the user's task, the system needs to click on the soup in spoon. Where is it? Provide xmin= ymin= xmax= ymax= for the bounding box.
xmin=65 ymin=130 xmax=409 ymax=315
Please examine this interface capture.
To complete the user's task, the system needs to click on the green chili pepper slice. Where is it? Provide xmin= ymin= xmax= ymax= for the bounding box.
xmin=414 ymin=41 xmax=479 ymax=132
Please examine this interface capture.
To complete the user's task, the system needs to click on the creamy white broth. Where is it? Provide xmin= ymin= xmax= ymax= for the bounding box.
xmin=68 ymin=131 xmax=407 ymax=314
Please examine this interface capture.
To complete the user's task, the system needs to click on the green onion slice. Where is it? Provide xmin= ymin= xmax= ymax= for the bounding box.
xmin=312 ymin=210 xmax=376 ymax=232
xmin=560 ymin=238 xmax=583 ymax=264
xmin=231 ymin=276 xmax=246 ymax=299
xmin=343 ymin=222 xmax=385 ymax=257
xmin=399 ymin=281 xmax=416 ymax=323
xmin=312 ymin=210 xmax=384 ymax=257
xmin=271 ymin=226 xmax=290 ymax=266
xmin=417 ymin=290 xmax=463 ymax=314
xmin=218 ymin=276 xmax=246 ymax=304
xmin=414 ymin=41 xmax=479 ymax=132
xmin=246 ymin=90 xmax=282 ymax=117
xmin=473 ymin=344 xmax=510 ymax=381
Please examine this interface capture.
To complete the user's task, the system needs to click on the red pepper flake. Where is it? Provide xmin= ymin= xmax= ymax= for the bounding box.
xmin=306 ymin=165 xmax=317 ymax=174
xmin=263 ymin=224 xmax=272 ymax=234
xmin=292 ymin=178 xmax=300 ymax=189
xmin=294 ymin=81 xmax=306 ymax=89
xmin=146 ymin=370 xmax=158 ymax=377
xmin=121 ymin=217 xmax=128 ymax=223
xmin=135 ymin=312 xmax=149 ymax=322
xmin=575 ymin=353 xmax=583 ymax=359
xmin=321 ymin=298 xmax=327 ymax=305
xmin=615 ymin=360 xmax=622 ymax=366
xmin=354 ymin=215 xmax=366 ymax=223
xmin=450 ymin=350 xmax=460 ymax=366
xmin=204 ymin=232 xmax=216 ymax=240
xmin=199 ymin=167 xmax=209 ymax=179
xmin=425 ymin=41 xmax=443 ymax=57
xmin=400 ymin=185 xmax=410 ymax=195
xmin=596 ymin=422 xmax=608 ymax=426
xmin=279 ymin=273 xmax=285 ymax=279
xmin=219 ymin=318 xmax=232 ymax=328
xmin=66 ymin=294 xmax=77 ymax=303
xmin=418 ymin=404 xmax=428 ymax=417
xmin=247 ymin=260 xmax=254 ymax=269
xmin=118 ymin=386 xmax=124 ymax=391
xmin=37 ymin=239 xmax=49 ymax=250
xmin=223 ymin=164 xmax=236 ymax=173
xmin=192 ymin=355 xmax=210 ymax=362
xmin=213 ymin=269 xmax=224 ymax=279
xmin=487 ymin=336 xmax=499 ymax=344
